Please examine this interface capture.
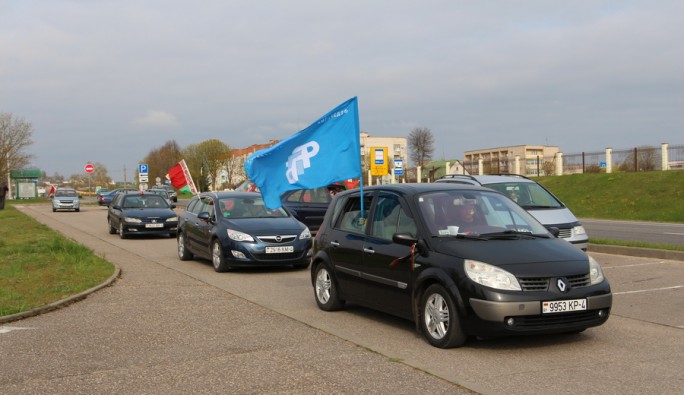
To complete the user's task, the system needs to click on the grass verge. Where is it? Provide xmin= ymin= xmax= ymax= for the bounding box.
xmin=0 ymin=205 xmax=115 ymax=317
xmin=590 ymin=238 xmax=684 ymax=252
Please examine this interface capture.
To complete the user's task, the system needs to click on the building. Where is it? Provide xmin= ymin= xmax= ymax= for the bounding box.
xmin=463 ymin=145 xmax=560 ymax=176
xmin=360 ymin=132 xmax=408 ymax=181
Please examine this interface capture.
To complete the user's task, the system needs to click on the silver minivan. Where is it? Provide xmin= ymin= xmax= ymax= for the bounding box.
xmin=436 ymin=174 xmax=588 ymax=250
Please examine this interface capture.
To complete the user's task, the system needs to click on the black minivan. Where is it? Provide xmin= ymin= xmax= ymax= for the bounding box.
xmin=311 ymin=183 xmax=611 ymax=348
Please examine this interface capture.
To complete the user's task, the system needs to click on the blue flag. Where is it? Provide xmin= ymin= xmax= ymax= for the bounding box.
xmin=245 ymin=97 xmax=361 ymax=209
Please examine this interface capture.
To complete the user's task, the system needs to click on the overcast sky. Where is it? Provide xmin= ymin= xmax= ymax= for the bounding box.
xmin=2 ymin=1 xmax=682 ymax=180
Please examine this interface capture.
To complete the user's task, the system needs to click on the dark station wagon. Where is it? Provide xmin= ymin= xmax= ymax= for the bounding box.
xmin=311 ymin=183 xmax=612 ymax=348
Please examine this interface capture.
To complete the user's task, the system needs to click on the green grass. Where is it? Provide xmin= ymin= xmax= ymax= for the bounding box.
xmin=537 ymin=171 xmax=684 ymax=222
xmin=0 ymin=205 xmax=115 ymax=317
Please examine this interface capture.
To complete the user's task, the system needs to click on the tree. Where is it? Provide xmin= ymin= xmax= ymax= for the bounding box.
xmin=0 ymin=113 xmax=34 ymax=180
xmin=182 ymin=139 xmax=232 ymax=192
xmin=408 ymin=127 xmax=434 ymax=169
xmin=143 ymin=140 xmax=183 ymax=186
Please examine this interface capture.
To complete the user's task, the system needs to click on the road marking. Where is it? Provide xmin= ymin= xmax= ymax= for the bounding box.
xmin=663 ymin=232 xmax=684 ymax=236
xmin=613 ymin=285 xmax=684 ymax=295
xmin=0 ymin=326 xmax=36 ymax=334
xmin=603 ymin=262 xmax=666 ymax=269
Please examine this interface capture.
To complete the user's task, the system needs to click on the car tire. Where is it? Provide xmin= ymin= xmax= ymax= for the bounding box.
xmin=419 ymin=284 xmax=467 ymax=348
xmin=211 ymin=239 xmax=230 ymax=272
xmin=313 ymin=263 xmax=345 ymax=311
xmin=75 ymin=208 xmax=80 ymax=212
xmin=52 ymin=208 xmax=56 ymax=212
xmin=119 ymin=222 xmax=127 ymax=239
xmin=108 ymin=218 xmax=116 ymax=234
xmin=177 ymin=232 xmax=193 ymax=261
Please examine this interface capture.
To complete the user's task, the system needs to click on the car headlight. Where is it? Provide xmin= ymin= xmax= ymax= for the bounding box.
xmin=299 ymin=228 xmax=312 ymax=240
xmin=574 ymin=225 xmax=587 ymax=236
xmin=166 ymin=216 xmax=178 ymax=222
xmin=588 ymin=256 xmax=605 ymax=285
xmin=227 ymin=228 xmax=254 ymax=242
xmin=124 ymin=217 xmax=142 ymax=223
xmin=464 ymin=260 xmax=522 ymax=291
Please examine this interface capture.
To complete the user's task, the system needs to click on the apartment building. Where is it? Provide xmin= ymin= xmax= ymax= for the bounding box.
xmin=463 ymin=145 xmax=560 ymax=176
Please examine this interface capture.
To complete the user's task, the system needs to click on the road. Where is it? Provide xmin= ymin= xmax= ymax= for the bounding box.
xmin=582 ymin=218 xmax=684 ymax=246
xmin=2 ymin=204 xmax=684 ymax=394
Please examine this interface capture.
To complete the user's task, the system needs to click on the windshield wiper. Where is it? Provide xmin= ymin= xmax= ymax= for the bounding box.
xmin=433 ymin=234 xmax=488 ymax=241
xmin=482 ymin=230 xmax=550 ymax=239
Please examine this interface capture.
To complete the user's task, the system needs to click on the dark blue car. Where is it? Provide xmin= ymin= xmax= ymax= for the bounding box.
xmin=107 ymin=191 xmax=178 ymax=239
xmin=177 ymin=191 xmax=312 ymax=272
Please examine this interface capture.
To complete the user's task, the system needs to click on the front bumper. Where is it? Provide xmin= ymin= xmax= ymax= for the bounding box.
xmin=468 ymin=293 xmax=612 ymax=334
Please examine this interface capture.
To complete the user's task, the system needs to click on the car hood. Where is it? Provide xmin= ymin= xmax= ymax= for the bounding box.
xmin=226 ymin=217 xmax=305 ymax=234
xmin=432 ymin=237 xmax=588 ymax=275
xmin=525 ymin=207 xmax=579 ymax=226
xmin=121 ymin=208 xmax=176 ymax=218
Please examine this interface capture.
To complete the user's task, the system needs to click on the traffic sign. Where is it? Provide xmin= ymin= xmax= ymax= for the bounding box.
xmin=139 ymin=164 xmax=149 ymax=174
xmin=85 ymin=163 xmax=94 ymax=173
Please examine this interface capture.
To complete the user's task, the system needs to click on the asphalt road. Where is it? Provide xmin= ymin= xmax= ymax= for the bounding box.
xmin=582 ymin=218 xmax=684 ymax=246
xmin=2 ymin=204 xmax=683 ymax=394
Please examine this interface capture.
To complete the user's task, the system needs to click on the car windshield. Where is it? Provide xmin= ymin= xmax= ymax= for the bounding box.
xmin=484 ymin=182 xmax=563 ymax=209
xmin=123 ymin=194 xmax=169 ymax=209
xmin=55 ymin=190 xmax=77 ymax=197
xmin=416 ymin=189 xmax=549 ymax=237
xmin=219 ymin=197 xmax=288 ymax=218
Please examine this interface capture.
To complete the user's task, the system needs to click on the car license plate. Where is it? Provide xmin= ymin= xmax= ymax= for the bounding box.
xmin=542 ymin=299 xmax=587 ymax=314
xmin=145 ymin=223 xmax=164 ymax=228
xmin=265 ymin=246 xmax=294 ymax=254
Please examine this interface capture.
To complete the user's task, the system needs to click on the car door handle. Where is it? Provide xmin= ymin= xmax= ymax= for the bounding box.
xmin=330 ymin=241 xmax=340 ymax=247
xmin=363 ymin=247 xmax=375 ymax=254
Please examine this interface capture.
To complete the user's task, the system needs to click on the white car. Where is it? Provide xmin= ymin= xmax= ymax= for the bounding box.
xmin=436 ymin=174 xmax=588 ymax=250
xmin=52 ymin=188 xmax=80 ymax=212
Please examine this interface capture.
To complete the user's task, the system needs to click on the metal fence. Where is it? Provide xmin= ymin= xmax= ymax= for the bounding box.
xmin=562 ymin=144 xmax=684 ymax=174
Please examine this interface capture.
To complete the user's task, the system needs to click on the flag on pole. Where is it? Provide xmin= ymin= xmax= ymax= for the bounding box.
xmin=167 ymin=159 xmax=198 ymax=195
xmin=245 ymin=97 xmax=362 ymax=209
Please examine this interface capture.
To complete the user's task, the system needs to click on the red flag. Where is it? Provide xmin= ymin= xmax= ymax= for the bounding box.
xmin=167 ymin=159 xmax=198 ymax=195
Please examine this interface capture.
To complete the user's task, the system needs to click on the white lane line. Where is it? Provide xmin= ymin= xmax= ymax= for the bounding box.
xmin=603 ymin=262 xmax=666 ymax=269
xmin=0 ymin=326 xmax=36 ymax=334
xmin=614 ymin=285 xmax=684 ymax=295
xmin=663 ymin=232 xmax=684 ymax=236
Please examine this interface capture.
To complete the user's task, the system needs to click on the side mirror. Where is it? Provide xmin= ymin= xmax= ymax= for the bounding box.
xmin=170 ymin=204 xmax=177 ymax=209
xmin=198 ymin=212 xmax=212 ymax=222
xmin=547 ymin=226 xmax=560 ymax=238
xmin=393 ymin=233 xmax=429 ymax=257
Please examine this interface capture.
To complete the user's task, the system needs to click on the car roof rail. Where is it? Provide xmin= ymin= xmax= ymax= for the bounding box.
xmin=437 ymin=174 xmax=482 ymax=185
xmin=485 ymin=173 xmax=535 ymax=181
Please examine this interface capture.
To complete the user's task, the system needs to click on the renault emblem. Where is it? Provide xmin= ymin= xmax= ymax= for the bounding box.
xmin=557 ymin=278 xmax=567 ymax=292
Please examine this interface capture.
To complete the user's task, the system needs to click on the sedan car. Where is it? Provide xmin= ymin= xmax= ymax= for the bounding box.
xmin=311 ymin=183 xmax=611 ymax=348
xmin=177 ymin=191 xmax=312 ymax=272
xmin=107 ymin=191 xmax=178 ymax=239
xmin=98 ymin=188 xmax=137 ymax=206
xmin=52 ymin=188 xmax=80 ymax=212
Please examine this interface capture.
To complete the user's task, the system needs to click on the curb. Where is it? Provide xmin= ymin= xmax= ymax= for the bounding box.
xmin=588 ymin=244 xmax=684 ymax=261
xmin=0 ymin=265 xmax=121 ymax=325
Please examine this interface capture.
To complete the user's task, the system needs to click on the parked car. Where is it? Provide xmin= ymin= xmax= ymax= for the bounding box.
xmin=107 ymin=191 xmax=178 ymax=239
xmin=436 ymin=174 xmax=588 ymax=250
xmin=235 ymin=180 xmax=345 ymax=233
xmin=177 ymin=191 xmax=312 ymax=272
xmin=95 ymin=188 xmax=110 ymax=198
xmin=98 ymin=188 xmax=137 ymax=206
xmin=51 ymin=188 xmax=80 ymax=212
xmin=311 ymin=183 xmax=611 ymax=348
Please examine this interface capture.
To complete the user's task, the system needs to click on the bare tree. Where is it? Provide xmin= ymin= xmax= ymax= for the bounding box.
xmin=0 ymin=113 xmax=34 ymax=179
xmin=408 ymin=127 xmax=434 ymax=169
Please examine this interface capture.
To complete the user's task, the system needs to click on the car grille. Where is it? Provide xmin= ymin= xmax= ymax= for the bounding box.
xmin=519 ymin=273 xmax=591 ymax=291
xmin=511 ymin=310 xmax=606 ymax=329
xmin=557 ymin=228 xmax=572 ymax=239
xmin=257 ymin=235 xmax=297 ymax=243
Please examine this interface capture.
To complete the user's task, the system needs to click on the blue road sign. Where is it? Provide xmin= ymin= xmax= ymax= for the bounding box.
xmin=139 ymin=164 xmax=149 ymax=174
